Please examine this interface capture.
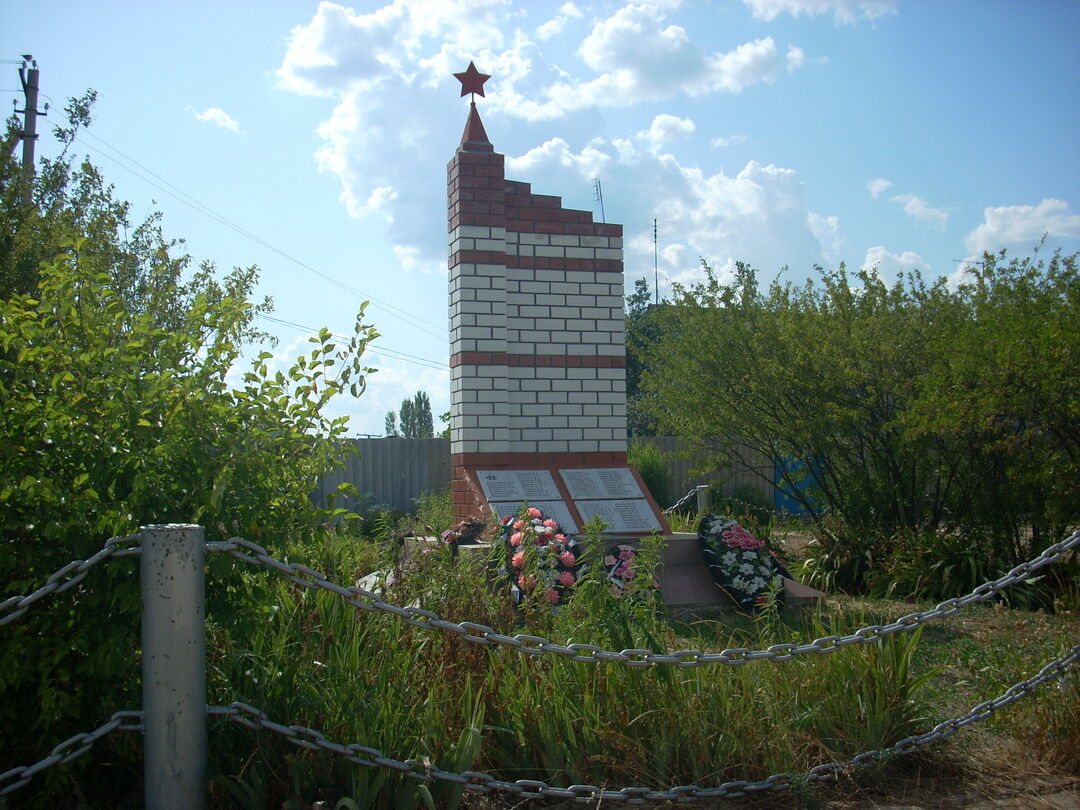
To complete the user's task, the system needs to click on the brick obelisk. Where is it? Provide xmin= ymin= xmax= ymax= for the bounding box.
xmin=447 ymin=63 xmax=665 ymax=534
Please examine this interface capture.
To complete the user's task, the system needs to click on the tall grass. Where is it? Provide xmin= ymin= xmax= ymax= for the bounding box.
xmin=204 ymin=526 xmax=940 ymax=808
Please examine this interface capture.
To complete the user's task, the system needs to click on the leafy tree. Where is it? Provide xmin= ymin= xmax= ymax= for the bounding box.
xmin=0 ymin=241 xmax=377 ymax=800
xmin=638 ymin=253 xmax=1078 ymax=594
xmin=1 ymin=91 xmax=271 ymax=343
xmin=398 ymin=390 xmax=434 ymax=438
xmin=0 ymin=94 xmax=380 ymax=797
xmin=624 ymin=277 xmax=666 ymax=437
xmin=385 ymin=409 xmax=399 ymax=437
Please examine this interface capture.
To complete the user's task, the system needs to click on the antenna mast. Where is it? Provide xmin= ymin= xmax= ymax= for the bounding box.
xmin=653 ymin=218 xmax=659 ymax=305
xmin=592 ymin=178 xmax=606 ymax=223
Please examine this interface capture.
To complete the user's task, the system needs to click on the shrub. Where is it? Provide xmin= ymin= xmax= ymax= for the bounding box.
xmin=628 ymin=439 xmax=671 ymax=508
xmin=0 ymin=243 xmax=376 ymax=801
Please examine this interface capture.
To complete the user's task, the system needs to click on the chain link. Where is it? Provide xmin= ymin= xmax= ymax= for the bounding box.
xmin=0 ymin=534 xmax=141 ymax=628
xmin=664 ymin=487 xmax=700 ymax=514
xmin=0 ymin=710 xmax=143 ymax=796
xmin=207 ymin=642 xmax=1078 ymax=803
xmin=215 ymin=529 xmax=1080 ymax=668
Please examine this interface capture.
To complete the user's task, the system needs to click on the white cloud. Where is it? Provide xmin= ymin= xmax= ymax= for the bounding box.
xmin=536 ymin=2 xmax=583 ymax=40
xmin=637 ymin=114 xmax=696 ymax=152
xmin=866 ymin=177 xmax=891 ymax=198
xmin=506 ymin=137 xmax=612 ymax=178
xmin=344 ymin=358 xmax=449 ymax=437
xmin=480 ymin=3 xmax=807 ymax=120
xmin=860 ymin=246 xmax=931 ymax=284
xmin=890 ymin=192 xmax=948 ymax=230
xmin=277 ymin=0 xmax=819 ymax=294
xmin=740 ymin=0 xmax=898 ymax=24
xmin=807 ymin=212 xmax=844 ymax=265
xmin=393 ymin=244 xmax=446 ymax=274
xmin=710 ymin=133 xmax=748 ymax=148
xmin=277 ymin=0 xmax=509 ymax=95
xmin=964 ymin=198 xmax=1080 ymax=255
xmin=194 ymin=107 xmax=242 ymax=133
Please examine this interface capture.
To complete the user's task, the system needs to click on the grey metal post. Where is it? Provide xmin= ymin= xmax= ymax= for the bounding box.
xmin=141 ymin=524 xmax=207 ymax=810
xmin=695 ymin=485 xmax=710 ymax=514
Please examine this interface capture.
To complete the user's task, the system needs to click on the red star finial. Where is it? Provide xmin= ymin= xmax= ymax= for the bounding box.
xmin=454 ymin=61 xmax=490 ymax=99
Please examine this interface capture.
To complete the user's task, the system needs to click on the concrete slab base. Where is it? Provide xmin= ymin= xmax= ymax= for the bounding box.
xmin=658 ymin=533 xmax=824 ymax=613
xmin=417 ymin=532 xmax=826 ymax=613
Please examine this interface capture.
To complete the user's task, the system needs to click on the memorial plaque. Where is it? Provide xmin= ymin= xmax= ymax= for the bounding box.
xmin=476 ymin=469 xmax=560 ymax=501
xmin=489 ymin=500 xmax=579 ymax=534
xmin=575 ymin=499 xmax=662 ymax=533
xmin=559 ymin=468 xmax=643 ymax=500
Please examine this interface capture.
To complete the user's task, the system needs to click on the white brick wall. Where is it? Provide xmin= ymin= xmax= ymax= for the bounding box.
xmin=449 ymin=208 xmax=628 ymax=454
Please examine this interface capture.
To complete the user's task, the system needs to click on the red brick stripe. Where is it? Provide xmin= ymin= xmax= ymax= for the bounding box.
xmin=453 ymin=451 xmax=628 ymax=468
xmin=450 ymin=352 xmax=626 ymax=368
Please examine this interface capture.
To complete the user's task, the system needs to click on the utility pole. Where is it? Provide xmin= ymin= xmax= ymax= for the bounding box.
xmin=15 ymin=54 xmax=47 ymax=203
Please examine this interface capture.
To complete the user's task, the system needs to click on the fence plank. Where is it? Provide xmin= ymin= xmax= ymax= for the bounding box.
xmin=314 ymin=438 xmax=772 ymax=516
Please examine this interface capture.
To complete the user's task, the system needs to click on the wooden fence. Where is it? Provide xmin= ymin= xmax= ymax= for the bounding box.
xmin=314 ymin=437 xmax=775 ymax=514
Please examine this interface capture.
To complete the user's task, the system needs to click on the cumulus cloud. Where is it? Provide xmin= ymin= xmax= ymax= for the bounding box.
xmin=276 ymin=0 xmax=817 ymax=284
xmin=344 ymin=358 xmax=449 ymax=437
xmin=393 ymin=244 xmax=446 ymax=274
xmin=194 ymin=107 xmax=242 ymax=133
xmin=964 ymin=198 xmax=1080 ymax=255
xmin=807 ymin=212 xmax=844 ymax=265
xmin=866 ymin=177 xmax=891 ymax=198
xmin=890 ymin=192 xmax=948 ymax=229
xmin=710 ymin=133 xmax=748 ymax=148
xmin=740 ymin=0 xmax=898 ymax=24
xmin=537 ymin=2 xmax=583 ymax=40
xmin=514 ymin=139 xmax=829 ymax=294
xmin=506 ymin=137 xmax=612 ymax=178
xmin=637 ymin=114 xmax=696 ymax=152
xmin=480 ymin=3 xmax=808 ymax=119
xmin=860 ymin=246 xmax=931 ymax=284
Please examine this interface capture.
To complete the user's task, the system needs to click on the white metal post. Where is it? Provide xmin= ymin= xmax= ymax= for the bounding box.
xmin=140 ymin=524 xmax=206 ymax=810
xmin=695 ymin=485 xmax=710 ymax=514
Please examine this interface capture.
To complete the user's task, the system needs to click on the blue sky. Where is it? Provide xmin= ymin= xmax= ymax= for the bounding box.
xmin=5 ymin=0 xmax=1079 ymax=436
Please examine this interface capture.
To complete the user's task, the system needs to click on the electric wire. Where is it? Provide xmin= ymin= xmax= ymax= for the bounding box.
xmin=258 ymin=314 xmax=447 ymax=371
xmin=71 ymin=132 xmax=447 ymax=341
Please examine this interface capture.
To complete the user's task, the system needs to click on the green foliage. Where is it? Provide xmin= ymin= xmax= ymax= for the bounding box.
xmin=1 ymin=91 xmax=273 ymax=343
xmin=201 ymin=526 xmax=949 ymax=806
xmin=624 ymin=277 xmax=667 ymax=436
xmin=409 ymin=488 xmax=454 ymax=537
xmin=397 ymin=390 xmax=433 ymax=438
xmin=640 ymin=253 xmax=1079 ymax=596
xmin=627 ymin=439 xmax=671 ymax=507
xmin=0 ymin=242 xmax=377 ymax=801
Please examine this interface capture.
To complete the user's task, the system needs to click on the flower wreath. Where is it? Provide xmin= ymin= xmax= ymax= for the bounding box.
xmin=697 ymin=514 xmax=785 ymax=610
xmin=601 ymin=543 xmax=656 ymax=599
xmin=496 ymin=505 xmax=579 ymax=606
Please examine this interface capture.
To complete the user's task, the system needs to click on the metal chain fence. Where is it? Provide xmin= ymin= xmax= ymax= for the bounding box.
xmin=2 ymin=527 xmax=1077 ymax=802
xmin=0 ymin=534 xmax=140 ymax=627
xmin=205 ymin=641 xmax=1079 ymax=803
xmin=664 ymin=487 xmax=700 ymax=513
xmin=0 ymin=711 xmax=143 ymax=796
xmin=4 ymin=642 xmax=1076 ymax=802
xmin=213 ymin=528 xmax=1080 ymax=667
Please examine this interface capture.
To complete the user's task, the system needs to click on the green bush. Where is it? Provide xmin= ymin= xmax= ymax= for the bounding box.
xmin=0 ymin=243 xmax=376 ymax=801
xmin=628 ymin=439 xmax=671 ymax=508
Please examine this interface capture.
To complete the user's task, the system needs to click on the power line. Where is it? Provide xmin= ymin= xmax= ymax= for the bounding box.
xmin=258 ymin=314 xmax=447 ymax=371
xmin=71 ymin=132 xmax=448 ymax=341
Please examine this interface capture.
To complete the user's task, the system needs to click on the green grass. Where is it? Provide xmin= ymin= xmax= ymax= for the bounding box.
xmin=194 ymin=523 xmax=1078 ymax=809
